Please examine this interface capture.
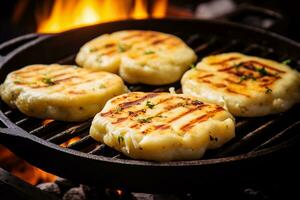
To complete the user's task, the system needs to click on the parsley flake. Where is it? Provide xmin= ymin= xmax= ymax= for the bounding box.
xmin=117 ymin=43 xmax=130 ymax=52
xmin=282 ymin=59 xmax=291 ymax=65
xmin=239 ymin=74 xmax=256 ymax=83
xmin=189 ymin=63 xmax=196 ymax=69
xmin=256 ymin=67 xmax=269 ymax=76
xmin=265 ymin=87 xmax=272 ymax=94
xmin=117 ymin=135 xmax=124 ymax=144
xmin=144 ymin=50 xmax=155 ymax=55
xmin=42 ymin=77 xmax=55 ymax=86
xmin=146 ymin=101 xmax=155 ymax=109
xmin=137 ymin=117 xmax=153 ymax=123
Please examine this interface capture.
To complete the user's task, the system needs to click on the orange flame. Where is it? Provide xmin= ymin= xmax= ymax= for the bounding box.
xmin=0 ymin=145 xmax=56 ymax=185
xmin=37 ymin=0 xmax=168 ymax=33
xmin=60 ymin=136 xmax=81 ymax=147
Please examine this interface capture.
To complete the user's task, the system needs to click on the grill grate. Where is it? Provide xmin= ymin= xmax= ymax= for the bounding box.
xmin=1 ymin=32 xmax=300 ymax=162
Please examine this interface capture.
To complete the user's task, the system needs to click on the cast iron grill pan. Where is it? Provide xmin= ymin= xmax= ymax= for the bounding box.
xmin=0 ymin=19 xmax=299 ymax=192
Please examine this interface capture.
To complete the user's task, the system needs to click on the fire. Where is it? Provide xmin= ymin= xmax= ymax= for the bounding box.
xmin=0 ymin=145 xmax=56 ymax=185
xmin=42 ymin=119 xmax=54 ymax=126
xmin=37 ymin=0 xmax=168 ymax=33
xmin=60 ymin=136 xmax=81 ymax=147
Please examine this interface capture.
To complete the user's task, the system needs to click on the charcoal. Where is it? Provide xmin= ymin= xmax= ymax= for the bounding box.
xmin=36 ymin=182 xmax=61 ymax=196
xmin=55 ymin=177 xmax=77 ymax=193
xmin=63 ymin=187 xmax=86 ymax=200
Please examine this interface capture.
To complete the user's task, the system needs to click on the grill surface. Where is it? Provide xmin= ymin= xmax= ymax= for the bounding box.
xmin=0 ymin=19 xmax=299 ymax=191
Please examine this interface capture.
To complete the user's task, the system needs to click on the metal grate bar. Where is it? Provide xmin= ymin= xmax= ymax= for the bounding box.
xmin=15 ymin=117 xmax=30 ymax=125
xmin=4 ymin=110 xmax=12 ymax=115
xmin=47 ymin=121 xmax=91 ymax=144
xmin=88 ymin=144 xmax=106 ymax=155
xmin=67 ymin=135 xmax=95 ymax=150
xmin=216 ymin=118 xmax=282 ymax=157
xmin=56 ymin=54 xmax=76 ymax=65
xmin=253 ymin=120 xmax=300 ymax=151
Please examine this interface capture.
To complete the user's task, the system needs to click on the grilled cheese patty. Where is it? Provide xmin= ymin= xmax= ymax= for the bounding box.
xmin=0 ymin=64 xmax=128 ymax=121
xmin=90 ymin=92 xmax=235 ymax=161
xmin=76 ymin=30 xmax=197 ymax=85
xmin=181 ymin=53 xmax=300 ymax=117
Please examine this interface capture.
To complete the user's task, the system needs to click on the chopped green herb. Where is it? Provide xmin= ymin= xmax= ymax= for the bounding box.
xmin=117 ymin=135 xmax=124 ymax=144
xmin=282 ymin=59 xmax=291 ymax=65
xmin=233 ymin=63 xmax=243 ymax=69
xmin=137 ymin=117 xmax=153 ymax=123
xmin=239 ymin=74 xmax=256 ymax=83
xmin=146 ymin=100 xmax=155 ymax=109
xmin=89 ymin=47 xmax=98 ymax=52
xmin=265 ymin=87 xmax=272 ymax=94
xmin=117 ymin=43 xmax=130 ymax=52
xmin=13 ymin=80 xmax=23 ymax=84
xmin=41 ymin=77 xmax=55 ymax=86
xmin=189 ymin=63 xmax=196 ymax=69
xmin=256 ymin=67 xmax=269 ymax=76
xmin=144 ymin=50 xmax=155 ymax=55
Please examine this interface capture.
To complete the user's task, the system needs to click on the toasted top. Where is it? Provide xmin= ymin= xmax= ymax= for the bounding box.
xmin=189 ymin=52 xmax=299 ymax=97
xmin=98 ymin=92 xmax=232 ymax=135
xmin=81 ymin=30 xmax=186 ymax=59
xmin=1 ymin=64 xmax=127 ymax=106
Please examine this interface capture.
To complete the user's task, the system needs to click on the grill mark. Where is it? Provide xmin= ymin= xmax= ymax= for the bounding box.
xmin=180 ymin=107 xmax=224 ymax=131
xmin=104 ymin=43 xmax=115 ymax=48
xmin=151 ymin=37 xmax=171 ymax=45
xmin=51 ymin=72 xmax=69 ymax=78
xmin=130 ymin=123 xmax=140 ymax=128
xmin=154 ymin=124 xmax=170 ymax=130
xmin=218 ymin=66 xmax=234 ymax=72
xmin=166 ymin=104 xmax=207 ymax=124
xmin=224 ymin=78 xmax=246 ymax=86
xmin=122 ymin=32 xmax=143 ymax=40
xmin=103 ymin=49 xmax=116 ymax=55
xmin=112 ymin=117 xmax=128 ymax=124
xmin=54 ymin=76 xmax=79 ymax=83
xmin=214 ymin=83 xmax=227 ymax=88
xmin=102 ymin=96 xmax=176 ymax=120
xmin=118 ymin=93 xmax=159 ymax=109
xmin=258 ymin=77 xmax=279 ymax=87
xmin=68 ymin=90 xmax=86 ymax=95
xmin=226 ymin=88 xmax=250 ymax=97
xmin=197 ymin=74 xmax=214 ymax=79
xmin=210 ymin=57 xmax=240 ymax=65
xmin=14 ymin=65 xmax=48 ymax=75
xmin=202 ymin=80 xmax=211 ymax=84
xmin=245 ymin=60 xmax=286 ymax=73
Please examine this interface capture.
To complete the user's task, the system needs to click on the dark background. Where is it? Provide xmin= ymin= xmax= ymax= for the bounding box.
xmin=1 ymin=0 xmax=300 ymax=44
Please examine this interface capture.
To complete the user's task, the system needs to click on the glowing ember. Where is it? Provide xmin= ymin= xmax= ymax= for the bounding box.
xmin=36 ymin=0 xmax=168 ymax=33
